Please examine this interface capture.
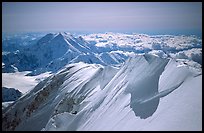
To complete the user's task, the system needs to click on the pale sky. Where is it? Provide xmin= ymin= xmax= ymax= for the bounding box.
xmin=2 ymin=2 xmax=202 ymax=35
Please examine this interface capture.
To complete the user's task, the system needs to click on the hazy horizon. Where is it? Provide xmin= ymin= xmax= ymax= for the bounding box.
xmin=2 ymin=2 xmax=202 ymax=36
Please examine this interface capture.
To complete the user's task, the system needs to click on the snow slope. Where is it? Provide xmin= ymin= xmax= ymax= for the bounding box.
xmin=2 ymin=54 xmax=202 ymax=131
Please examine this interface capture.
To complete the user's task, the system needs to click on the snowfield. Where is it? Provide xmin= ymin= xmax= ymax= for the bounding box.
xmin=2 ymin=54 xmax=202 ymax=131
xmin=2 ymin=71 xmax=51 ymax=93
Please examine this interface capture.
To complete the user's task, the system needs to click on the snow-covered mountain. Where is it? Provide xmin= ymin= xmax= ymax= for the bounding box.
xmin=3 ymin=32 xmax=202 ymax=75
xmin=2 ymin=32 xmax=44 ymax=52
xmin=2 ymin=32 xmax=128 ymax=74
xmin=2 ymin=87 xmax=22 ymax=102
xmin=83 ymin=33 xmax=202 ymax=52
xmin=2 ymin=32 xmax=202 ymax=131
xmin=2 ymin=54 xmax=202 ymax=131
xmin=83 ymin=32 xmax=202 ymax=64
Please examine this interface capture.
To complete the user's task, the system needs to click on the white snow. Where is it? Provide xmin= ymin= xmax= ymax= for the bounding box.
xmin=2 ymin=54 xmax=202 ymax=131
xmin=2 ymin=62 xmax=5 ymax=67
xmin=2 ymin=71 xmax=51 ymax=93
xmin=142 ymin=75 xmax=202 ymax=131
xmin=169 ymin=48 xmax=202 ymax=64
xmin=2 ymin=101 xmax=14 ymax=110
xmin=2 ymin=32 xmax=202 ymax=131
xmin=83 ymin=33 xmax=201 ymax=52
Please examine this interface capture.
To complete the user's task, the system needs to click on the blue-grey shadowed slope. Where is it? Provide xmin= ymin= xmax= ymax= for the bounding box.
xmin=125 ymin=54 xmax=169 ymax=119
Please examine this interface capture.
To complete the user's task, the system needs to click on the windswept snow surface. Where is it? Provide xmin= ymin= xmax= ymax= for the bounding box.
xmin=2 ymin=54 xmax=202 ymax=131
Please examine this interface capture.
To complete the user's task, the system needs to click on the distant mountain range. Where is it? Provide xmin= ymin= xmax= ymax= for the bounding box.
xmin=2 ymin=32 xmax=202 ymax=75
xmin=2 ymin=87 xmax=22 ymax=102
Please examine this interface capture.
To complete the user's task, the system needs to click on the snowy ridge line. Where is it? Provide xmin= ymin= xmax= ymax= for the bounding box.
xmin=2 ymin=53 xmax=202 ymax=131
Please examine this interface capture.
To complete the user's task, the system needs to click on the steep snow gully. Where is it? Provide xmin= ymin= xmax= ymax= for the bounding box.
xmin=2 ymin=54 xmax=202 ymax=131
